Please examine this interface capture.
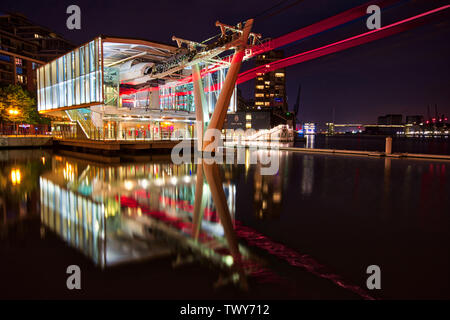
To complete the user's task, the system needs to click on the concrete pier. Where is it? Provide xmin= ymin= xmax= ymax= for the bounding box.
xmin=0 ymin=135 xmax=53 ymax=148
xmin=54 ymin=138 xmax=190 ymax=153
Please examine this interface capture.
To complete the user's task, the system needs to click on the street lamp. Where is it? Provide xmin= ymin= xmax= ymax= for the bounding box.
xmin=8 ymin=109 xmax=20 ymax=135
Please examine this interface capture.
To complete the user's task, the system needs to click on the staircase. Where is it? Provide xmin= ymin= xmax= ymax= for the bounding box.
xmin=66 ymin=109 xmax=97 ymax=139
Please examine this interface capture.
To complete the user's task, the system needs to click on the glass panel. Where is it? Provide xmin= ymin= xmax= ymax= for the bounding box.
xmin=35 ymin=38 xmax=106 ymax=111
xmin=37 ymin=68 xmax=41 ymax=111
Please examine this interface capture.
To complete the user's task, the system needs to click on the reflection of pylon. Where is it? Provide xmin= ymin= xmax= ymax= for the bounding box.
xmin=202 ymin=161 xmax=248 ymax=291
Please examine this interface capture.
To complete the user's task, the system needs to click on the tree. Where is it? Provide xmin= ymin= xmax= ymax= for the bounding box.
xmin=0 ymin=85 xmax=49 ymax=125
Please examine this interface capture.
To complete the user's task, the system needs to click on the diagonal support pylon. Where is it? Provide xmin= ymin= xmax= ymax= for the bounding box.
xmin=202 ymin=18 xmax=254 ymax=152
xmin=192 ymin=63 xmax=209 ymax=151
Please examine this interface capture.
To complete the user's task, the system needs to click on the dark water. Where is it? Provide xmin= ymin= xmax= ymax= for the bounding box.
xmin=296 ymin=135 xmax=450 ymax=155
xmin=0 ymin=148 xmax=449 ymax=299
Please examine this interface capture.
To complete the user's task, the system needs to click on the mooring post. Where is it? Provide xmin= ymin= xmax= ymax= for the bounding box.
xmin=385 ymin=136 xmax=392 ymax=155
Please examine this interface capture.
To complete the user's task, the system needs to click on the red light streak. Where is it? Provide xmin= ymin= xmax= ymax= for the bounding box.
xmin=237 ymin=5 xmax=450 ymax=84
xmin=170 ymin=0 xmax=400 ymax=87
xmin=234 ymin=221 xmax=375 ymax=300
xmin=248 ymin=0 xmax=399 ymax=58
xmin=118 ymin=4 xmax=449 ymax=107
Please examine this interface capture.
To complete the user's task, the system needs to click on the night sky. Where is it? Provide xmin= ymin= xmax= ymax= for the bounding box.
xmin=2 ymin=0 xmax=449 ymax=126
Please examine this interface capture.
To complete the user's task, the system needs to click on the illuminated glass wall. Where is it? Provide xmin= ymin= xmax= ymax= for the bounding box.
xmin=159 ymin=67 xmax=237 ymax=113
xmin=37 ymin=38 xmax=102 ymax=111
xmin=103 ymin=66 xmax=119 ymax=107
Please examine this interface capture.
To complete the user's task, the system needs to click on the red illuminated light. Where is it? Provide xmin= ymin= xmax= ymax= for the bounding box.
xmin=237 ymin=5 xmax=450 ymax=84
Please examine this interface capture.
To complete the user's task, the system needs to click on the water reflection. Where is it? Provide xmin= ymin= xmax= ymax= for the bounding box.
xmin=0 ymin=149 xmax=49 ymax=235
xmin=301 ymin=155 xmax=314 ymax=196
xmin=38 ymin=154 xmax=266 ymax=288
xmin=2 ymin=148 xmax=449 ymax=299
xmin=305 ymin=134 xmax=315 ymax=149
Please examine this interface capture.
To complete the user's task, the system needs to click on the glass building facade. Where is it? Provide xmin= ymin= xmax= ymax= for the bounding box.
xmin=36 ymin=36 xmax=236 ymax=140
xmin=37 ymin=38 xmax=102 ymax=111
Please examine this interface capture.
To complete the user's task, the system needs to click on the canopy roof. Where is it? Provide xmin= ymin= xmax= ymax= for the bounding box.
xmin=101 ymin=36 xmax=178 ymax=67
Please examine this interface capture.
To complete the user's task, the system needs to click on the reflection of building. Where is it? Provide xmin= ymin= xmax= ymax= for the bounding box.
xmin=0 ymin=149 xmax=49 ymax=234
xmin=39 ymin=155 xmax=241 ymax=272
xmin=301 ymin=155 xmax=314 ymax=196
xmin=37 ymin=36 xmax=237 ymax=140
xmin=252 ymin=149 xmax=285 ymax=219
xmin=40 ymin=177 xmax=108 ymax=266
xmin=0 ymin=12 xmax=74 ymax=91
xmin=253 ymin=50 xmax=287 ymax=112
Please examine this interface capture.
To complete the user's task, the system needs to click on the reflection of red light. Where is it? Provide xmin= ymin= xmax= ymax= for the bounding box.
xmin=426 ymin=120 xmax=429 ymax=124
xmin=445 ymin=118 xmax=448 ymax=121
xmin=432 ymin=118 xmax=436 ymax=122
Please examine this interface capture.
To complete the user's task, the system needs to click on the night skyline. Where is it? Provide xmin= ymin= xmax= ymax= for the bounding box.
xmin=1 ymin=0 xmax=450 ymax=305
xmin=2 ymin=0 xmax=449 ymax=125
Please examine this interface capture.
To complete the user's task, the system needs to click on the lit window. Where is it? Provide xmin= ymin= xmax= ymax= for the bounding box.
xmin=256 ymin=85 xmax=264 ymax=90
xmin=257 ymin=77 xmax=263 ymax=81
xmin=246 ymin=114 xmax=252 ymax=120
xmin=246 ymin=123 xmax=252 ymax=129
xmin=275 ymin=73 xmax=284 ymax=77
xmin=264 ymin=81 xmax=270 ymax=85
xmin=255 ymin=102 xmax=264 ymax=106
xmin=255 ymin=93 xmax=264 ymax=97
xmin=265 ymin=102 xmax=270 ymax=106
xmin=15 ymin=58 xmax=22 ymax=66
